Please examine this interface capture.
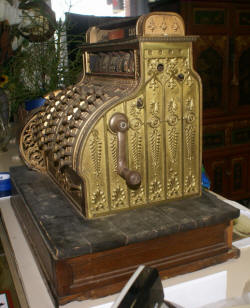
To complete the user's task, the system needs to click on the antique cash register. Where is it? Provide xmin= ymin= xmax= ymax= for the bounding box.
xmin=11 ymin=12 xmax=239 ymax=305
xmin=19 ymin=12 xmax=201 ymax=218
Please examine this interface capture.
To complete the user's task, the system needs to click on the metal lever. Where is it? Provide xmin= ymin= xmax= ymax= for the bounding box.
xmin=109 ymin=113 xmax=141 ymax=189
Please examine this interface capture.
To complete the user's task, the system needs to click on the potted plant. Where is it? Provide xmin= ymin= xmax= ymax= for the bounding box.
xmin=2 ymin=0 xmax=84 ymax=122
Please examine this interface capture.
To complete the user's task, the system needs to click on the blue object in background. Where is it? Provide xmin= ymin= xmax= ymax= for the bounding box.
xmin=25 ymin=97 xmax=45 ymax=111
xmin=0 ymin=172 xmax=11 ymax=197
xmin=202 ymin=165 xmax=211 ymax=189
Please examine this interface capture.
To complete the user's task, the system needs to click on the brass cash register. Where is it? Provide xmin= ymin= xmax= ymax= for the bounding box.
xmin=19 ymin=12 xmax=202 ymax=218
xmin=13 ymin=12 xmax=239 ymax=305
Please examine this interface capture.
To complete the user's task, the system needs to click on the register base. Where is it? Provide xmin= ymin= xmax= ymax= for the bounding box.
xmin=10 ymin=166 xmax=240 ymax=306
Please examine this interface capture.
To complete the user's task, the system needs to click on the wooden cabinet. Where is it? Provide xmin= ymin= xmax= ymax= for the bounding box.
xmin=229 ymin=155 xmax=249 ymax=198
xmin=179 ymin=1 xmax=250 ymax=116
xmin=204 ymin=157 xmax=228 ymax=196
xmin=233 ymin=35 xmax=250 ymax=111
xmin=203 ymin=151 xmax=249 ymax=200
xmin=194 ymin=34 xmax=229 ymax=116
xmin=149 ymin=0 xmax=250 ymax=201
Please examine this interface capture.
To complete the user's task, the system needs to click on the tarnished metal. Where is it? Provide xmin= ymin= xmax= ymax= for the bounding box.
xmin=19 ymin=12 xmax=202 ymax=218
xmin=109 ymin=112 xmax=141 ymax=189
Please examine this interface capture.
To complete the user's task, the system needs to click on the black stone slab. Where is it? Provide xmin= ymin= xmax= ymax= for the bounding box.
xmin=10 ymin=166 xmax=240 ymax=260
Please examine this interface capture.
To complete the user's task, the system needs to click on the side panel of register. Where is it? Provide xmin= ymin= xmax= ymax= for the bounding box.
xmin=78 ymin=41 xmax=202 ymax=218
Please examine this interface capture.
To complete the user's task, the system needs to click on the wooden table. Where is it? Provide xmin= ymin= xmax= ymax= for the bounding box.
xmin=1 ymin=195 xmax=250 ymax=308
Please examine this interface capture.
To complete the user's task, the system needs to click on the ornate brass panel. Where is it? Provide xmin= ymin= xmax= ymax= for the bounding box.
xmin=126 ymin=96 xmax=147 ymax=207
xmin=137 ymin=12 xmax=185 ymax=37
xmin=77 ymin=42 xmax=201 ymax=217
xmin=81 ymin=119 xmax=110 ymax=217
xmin=19 ymin=113 xmax=46 ymax=172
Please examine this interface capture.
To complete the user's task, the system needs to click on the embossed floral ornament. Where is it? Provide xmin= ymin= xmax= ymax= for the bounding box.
xmin=186 ymin=97 xmax=194 ymax=112
xmin=167 ymin=77 xmax=177 ymax=89
xmin=160 ymin=18 xmax=167 ymax=31
xmin=91 ymin=189 xmax=106 ymax=211
xmin=112 ymin=186 xmax=125 ymax=208
xmin=149 ymin=78 xmax=159 ymax=91
xmin=184 ymin=169 xmax=196 ymax=193
xmin=185 ymin=75 xmax=193 ymax=87
xmin=149 ymin=179 xmax=162 ymax=200
xmin=167 ymin=58 xmax=178 ymax=72
xmin=131 ymin=187 xmax=144 ymax=205
xmin=168 ymin=98 xmax=178 ymax=113
xmin=150 ymin=100 xmax=159 ymax=116
xmin=167 ymin=171 xmax=180 ymax=196
xmin=0 ymin=75 xmax=8 ymax=88
xmin=148 ymin=59 xmax=159 ymax=75
xmin=130 ymin=101 xmax=142 ymax=117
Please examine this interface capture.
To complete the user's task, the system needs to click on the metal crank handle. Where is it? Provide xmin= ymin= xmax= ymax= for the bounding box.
xmin=109 ymin=113 xmax=141 ymax=189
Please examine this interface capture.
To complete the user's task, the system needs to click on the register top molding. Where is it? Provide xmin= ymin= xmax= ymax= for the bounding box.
xmin=86 ymin=12 xmax=185 ymax=44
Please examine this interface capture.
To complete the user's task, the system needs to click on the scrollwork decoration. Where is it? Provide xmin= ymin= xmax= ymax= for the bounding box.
xmin=20 ymin=115 xmax=45 ymax=172
xmin=150 ymin=128 xmax=161 ymax=173
xmin=168 ymin=127 xmax=178 ymax=163
xmin=185 ymin=125 xmax=195 ymax=161
xmin=131 ymin=131 xmax=142 ymax=170
xmin=110 ymin=134 xmax=118 ymax=172
xmin=89 ymin=129 xmax=102 ymax=176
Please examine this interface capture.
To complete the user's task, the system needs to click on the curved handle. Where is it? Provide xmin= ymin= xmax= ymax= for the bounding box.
xmin=109 ymin=113 xmax=141 ymax=189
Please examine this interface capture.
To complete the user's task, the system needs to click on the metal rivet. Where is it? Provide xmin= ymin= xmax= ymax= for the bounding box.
xmin=157 ymin=64 xmax=164 ymax=72
xmin=178 ymin=73 xmax=184 ymax=81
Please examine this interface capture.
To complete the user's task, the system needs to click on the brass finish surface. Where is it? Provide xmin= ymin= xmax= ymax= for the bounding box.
xmin=137 ymin=12 xmax=185 ymax=37
xmin=19 ymin=12 xmax=202 ymax=218
xmin=19 ymin=112 xmax=46 ymax=172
